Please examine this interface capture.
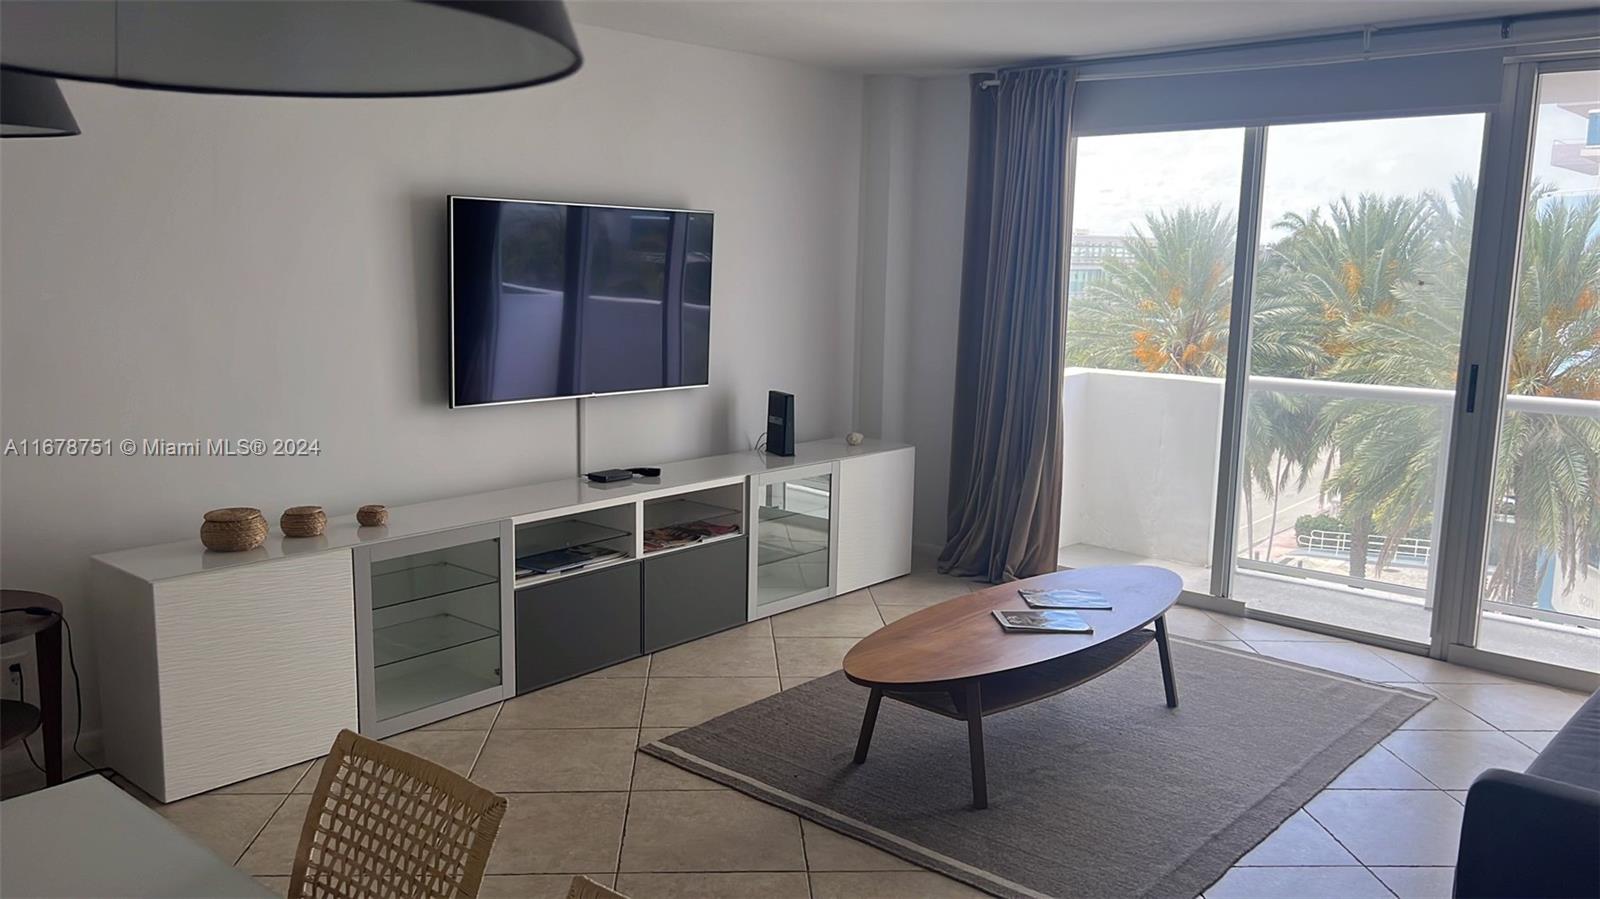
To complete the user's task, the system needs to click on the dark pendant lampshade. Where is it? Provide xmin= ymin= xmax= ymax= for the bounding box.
xmin=0 ymin=0 xmax=582 ymax=98
xmin=0 ymin=70 xmax=80 ymax=137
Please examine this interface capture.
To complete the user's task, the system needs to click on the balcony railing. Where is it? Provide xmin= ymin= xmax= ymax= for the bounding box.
xmin=1061 ymin=366 xmax=1600 ymax=629
xmin=1250 ymin=374 xmax=1600 ymax=420
xmin=1248 ymin=374 xmax=1600 ymax=627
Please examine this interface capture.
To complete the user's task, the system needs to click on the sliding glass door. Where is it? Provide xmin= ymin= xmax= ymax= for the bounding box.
xmin=1061 ymin=55 xmax=1599 ymax=683
xmin=1471 ymin=64 xmax=1600 ymax=673
xmin=1231 ymin=114 xmax=1487 ymax=643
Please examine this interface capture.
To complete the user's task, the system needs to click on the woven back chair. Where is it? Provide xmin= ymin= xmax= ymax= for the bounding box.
xmin=287 ymin=729 xmax=507 ymax=899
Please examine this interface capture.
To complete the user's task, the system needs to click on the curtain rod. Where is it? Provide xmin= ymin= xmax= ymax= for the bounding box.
xmin=980 ymin=7 xmax=1596 ymax=82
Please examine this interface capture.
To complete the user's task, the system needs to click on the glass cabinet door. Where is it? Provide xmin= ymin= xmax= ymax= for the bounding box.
xmin=750 ymin=463 xmax=837 ymax=616
xmin=356 ymin=521 xmax=511 ymax=736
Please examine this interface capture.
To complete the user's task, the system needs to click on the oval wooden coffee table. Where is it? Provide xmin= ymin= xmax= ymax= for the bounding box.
xmin=843 ymin=565 xmax=1183 ymax=809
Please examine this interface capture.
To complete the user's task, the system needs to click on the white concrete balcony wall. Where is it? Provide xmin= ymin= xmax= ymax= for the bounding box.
xmin=1059 ymin=368 xmax=1223 ymax=568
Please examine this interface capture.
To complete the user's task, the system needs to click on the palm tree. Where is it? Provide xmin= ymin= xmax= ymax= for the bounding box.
xmin=1265 ymin=193 xmax=1442 ymax=578
xmin=1066 ymin=205 xmax=1236 ymax=376
xmin=1242 ymin=390 xmax=1330 ymax=562
xmin=1303 ymin=183 xmax=1600 ymax=602
xmin=1271 ymin=195 xmax=1438 ymax=327
xmin=1484 ymin=189 xmax=1600 ymax=607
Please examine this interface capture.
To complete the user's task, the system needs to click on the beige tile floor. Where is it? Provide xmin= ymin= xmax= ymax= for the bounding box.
xmin=13 ymin=565 xmax=1590 ymax=899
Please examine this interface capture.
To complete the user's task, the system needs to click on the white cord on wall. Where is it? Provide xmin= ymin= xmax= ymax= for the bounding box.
xmin=575 ymin=396 xmax=586 ymax=478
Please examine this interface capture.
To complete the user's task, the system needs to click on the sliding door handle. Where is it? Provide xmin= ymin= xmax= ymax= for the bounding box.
xmin=1465 ymin=364 xmax=1480 ymax=413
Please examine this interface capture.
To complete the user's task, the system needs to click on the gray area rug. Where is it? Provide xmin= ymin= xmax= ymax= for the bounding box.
xmin=642 ymin=638 xmax=1430 ymax=899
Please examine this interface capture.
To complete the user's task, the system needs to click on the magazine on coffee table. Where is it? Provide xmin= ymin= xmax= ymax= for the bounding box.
xmin=993 ymin=609 xmax=1094 ymax=634
xmin=1018 ymin=587 xmax=1112 ymax=610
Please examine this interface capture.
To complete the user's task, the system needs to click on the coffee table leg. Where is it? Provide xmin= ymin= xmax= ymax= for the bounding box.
xmin=853 ymin=688 xmax=883 ymax=765
xmin=1155 ymin=614 xmax=1178 ymax=709
xmin=963 ymin=679 xmax=987 ymax=810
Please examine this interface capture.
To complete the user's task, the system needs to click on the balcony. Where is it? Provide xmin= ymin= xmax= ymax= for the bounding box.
xmin=1058 ymin=366 xmax=1600 ymax=672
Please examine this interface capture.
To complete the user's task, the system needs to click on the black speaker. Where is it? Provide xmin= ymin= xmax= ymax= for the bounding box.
xmin=766 ymin=390 xmax=795 ymax=456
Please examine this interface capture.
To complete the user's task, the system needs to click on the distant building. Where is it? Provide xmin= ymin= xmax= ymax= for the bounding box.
xmin=1067 ymin=231 xmax=1132 ymax=298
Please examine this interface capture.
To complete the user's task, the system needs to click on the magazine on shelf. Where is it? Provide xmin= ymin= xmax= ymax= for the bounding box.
xmin=643 ymin=519 xmax=739 ymax=553
xmin=993 ymin=609 xmax=1095 ymax=634
xmin=1018 ymin=587 xmax=1112 ymax=610
xmin=643 ymin=527 xmax=699 ymax=553
xmin=516 ymin=544 xmax=623 ymax=577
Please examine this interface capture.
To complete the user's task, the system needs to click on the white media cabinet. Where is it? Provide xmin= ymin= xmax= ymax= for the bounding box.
xmin=91 ymin=438 xmax=913 ymax=801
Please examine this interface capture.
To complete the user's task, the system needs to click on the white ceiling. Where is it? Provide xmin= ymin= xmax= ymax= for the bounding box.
xmin=568 ymin=0 xmax=1597 ymax=73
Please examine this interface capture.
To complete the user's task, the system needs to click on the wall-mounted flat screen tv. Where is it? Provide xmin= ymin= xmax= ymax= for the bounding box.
xmin=450 ymin=196 xmax=714 ymax=407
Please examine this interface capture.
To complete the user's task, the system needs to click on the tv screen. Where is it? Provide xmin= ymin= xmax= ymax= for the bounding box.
xmin=450 ymin=196 xmax=714 ymax=407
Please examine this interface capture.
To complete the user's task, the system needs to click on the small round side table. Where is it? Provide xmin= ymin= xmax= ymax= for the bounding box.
xmin=1 ymin=590 xmax=64 ymax=786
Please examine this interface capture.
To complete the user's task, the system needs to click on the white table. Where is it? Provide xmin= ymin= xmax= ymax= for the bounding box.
xmin=0 ymin=775 xmax=275 ymax=898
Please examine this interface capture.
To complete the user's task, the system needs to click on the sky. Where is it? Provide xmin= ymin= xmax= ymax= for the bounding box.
xmin=1070 ymin=99 xmax=1599 ymax=240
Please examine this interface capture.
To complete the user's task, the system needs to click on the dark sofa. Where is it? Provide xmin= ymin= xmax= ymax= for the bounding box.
xmin=1454 ymin=687 xmax=1600 ymax=899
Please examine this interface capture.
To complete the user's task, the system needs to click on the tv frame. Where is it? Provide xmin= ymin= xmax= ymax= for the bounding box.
xmin=448 ymin=194 xmax=716 ymax=409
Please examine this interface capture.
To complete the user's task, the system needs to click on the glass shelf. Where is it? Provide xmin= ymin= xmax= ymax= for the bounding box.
xmin=515 ymin=516 xmax=634 ymax=577
xmin=644 ymin=497 xmax=742 ymax=530
xmin=755 ymin=544 xmax=831 ymax=607
xmin=758 ymin=506 xmax=809 ymax=526
xmin=758 ymin=541 xmax=829 ymax=568
xmin=373 ymin=612 xmax=498 ymax=668
xmin=516 ymin=518 xmax=631 ymax=555
xmin=374 ymin=656 xmax=500 ymax=724
xmin=756 ymin=512 xmax=829 ymax=567
xmin=370 ymin=560 xmax=497 ymax=612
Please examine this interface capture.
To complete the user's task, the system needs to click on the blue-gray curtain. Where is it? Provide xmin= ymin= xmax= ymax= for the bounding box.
xmin=938 ymin=67 xmax=1074 ymax=582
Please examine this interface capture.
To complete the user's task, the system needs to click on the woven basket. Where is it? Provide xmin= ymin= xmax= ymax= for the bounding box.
xmin=356 ymin=504 xmax=389 ymax=527
xmin=200 ymin=507 xmax=268 ymax=552
xmin=280 ymin=505 xmax=327 ymax=538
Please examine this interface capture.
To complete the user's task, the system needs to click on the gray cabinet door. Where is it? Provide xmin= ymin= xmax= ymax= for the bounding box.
xmin=515 ymin=563 xmax=641 ymax=693
xmin=643 ymin=537 xmax=748 ymax=652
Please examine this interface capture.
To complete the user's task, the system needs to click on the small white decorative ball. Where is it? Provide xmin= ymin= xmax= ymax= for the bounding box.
xmin=846 ymin=432 xmax=865 ymax=446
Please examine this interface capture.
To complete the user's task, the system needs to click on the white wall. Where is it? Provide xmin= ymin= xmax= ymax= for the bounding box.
xmin=0 ymin=25 xmax=863 ymax=749
xmin=843 ymin=73 xmax=968 ymax=555
xmin=902 ymin=75 xmax=970 ymax=554
xmin=852 ymin=76 xmax=915 ymax=443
